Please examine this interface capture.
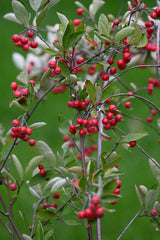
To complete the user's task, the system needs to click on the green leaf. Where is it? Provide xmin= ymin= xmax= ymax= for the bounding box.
xmin=103 ymin=179 xmax=117 ymax=196
xmin=89 ymin=0 xmax=105 ymax=17
xmin=75 ymin=1 xmax=89 ymax=14
xmin=36 ymin=3 xmax=49 ymax=26
xmin=36 ymin=209 xmax=57 ymax=220
xmin=58 ymin=62 xmax=70 ymax=78
xmin=98 ymin=14 xmax=110 ymax=38
xmin=135 ymin=184 xmax=148 ymax=207
xmin=22 ymin=234 xmax=32 ymax=240
xmin=128 ymin=23 xmax=142 ymax=45
xmin=40 ymin=68 xmax=50 ymax=85
xmin=36 ymin=141 xmax=56 ymax=167
xmin=101 ymin=85 xmax=116 ymax=102
xmin=58 ymin=114 xmax=70 ymax=135
xmin=149 ymin=158 xmax=160 ymax=185
xmin=17 ymin=67 xmax=28 ymax=85
xmin=57 ymin=12 xmax=69 ymax=31
xmin=121 ymin=131 xmax=148 ymax=143
xmin=66 ymin=31 xmax=85 ymax=49
xmin=29 ymin=169 xmax=55 ymax=186
xmin=95 ymin=86 xmax=102 ymax=103
xmin=44 ymin=229 xmax=54 ymax=240
xmin=68 ymin=166 xmax=83 ymax=175
xmin=3 ymin=12 xmax=22 ymax=24
xmin=79 ymin=176 xmax=88 ymax=191
xmin=12 ymin=0 xmax=29 ymax=25
xmin=29 ymin=122 xmax=47 ymax=130
xmin=101 ymin=151 xmax=121 ymax=170
xmin=85 ymin=80 xmax=96 ymax=104
xmin=114 ymin=27 xmax=135 ymax=42
xmin=9 ymin=100 xmax=28 ymax=112
xmin=29 ymin=186 xmax=41 ymax=199
xmin=50 ymin=178 xmax=67 ymax=192
xmin=101 ymin=194 xmax=121 ymax=203
xmin=62 ymin=20 xmax=74 ymax=49
xmin=43 ymin=177 xmax=63 ymax=192
xmin=35 ymin=221 xmax=44 ymax=240
xmin=29 ymin=0 xmax=41 ymax=11
xmin=137 ymin=33 xmax=148 ymax=48
xmin=145 ymin=190 xmax=157 ymax=209
xmin=44 ymin=48 xmax=59 ymax=55
xmin=0 ymin=139 xmax=14 ymax=162
xmin=12 ymin=154 xmax=24 ymax=182
xmin=25 ymin=155 xmax=44 ymax=177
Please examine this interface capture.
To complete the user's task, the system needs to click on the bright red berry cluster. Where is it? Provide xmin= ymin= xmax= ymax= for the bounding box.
xmin=148 ymin=77 xmax=160 ymax=95
xmin=11 ymin=119 xmax=35 ymax=146
xmin=67 ymin=99 xmax=90 ymax=109
xmin=48 ymin=60 xmax=62 ymax=75
xmin=111 ymin=179 xmax=122 ymax=205
xmin=38 ymin=164 xmax=46 ymax=176
xmin=52 ymin=85 xmax=67 ymax=94
xmin=12 ymin=30 xmax=38 ymax=51
xmin=102 ymin=104 xmax=122 ymax=130
xmin=150 ymin=7 xmax=160 ymax=20
xmin=78 ymin=196 xmax=104 ymax=220
xmin=77 ymin=144 xmax=97 ymax=159
xmin=69 ymin=118 xmax=99 ymax=135
xmin=11 ymin=81 xmax=31 ymax=102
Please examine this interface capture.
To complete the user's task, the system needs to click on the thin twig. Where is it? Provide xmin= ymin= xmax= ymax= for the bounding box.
xmin=156 ymin=22 xmax=160 ymax=82
xmin=117 ymin=208 xmax=142 ymax=240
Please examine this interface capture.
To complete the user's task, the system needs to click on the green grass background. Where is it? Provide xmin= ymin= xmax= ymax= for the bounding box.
xmin=1 ymin=0 xmax=160 ymax=239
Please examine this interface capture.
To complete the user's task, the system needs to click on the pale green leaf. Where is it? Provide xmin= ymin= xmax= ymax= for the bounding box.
xmin=12 ymin=0 xmax=29 ymax=25
xmin=35 ymin=221 xmax=44 ymax=240
xmin=29 ymin=0 xmax=41 ymax=11
xmin=121 ymin=131 xmax=148 ymax=142
xmin=12 ymin=154 xmax=24 ymax=182
xmin=29 ymin=122 xmax=47 ymax=130
xmin=50 ymin=178 xmax=66 ymax=192
xmin=36 ymin=141 xmax=56 ymax=167
xmin=85 ymin=80 xmax=96 ymax=104
xmin=115 ymin=27 xmax=135 ymax=42
xmin=3 ymin=12 xmax=22 ymax=24
xmin=145 ymin=190 xmax=157 ymax=209
xmin=57 ymin=12 xmax=69 ymax=31
xmin=25 ymin=155 xmax=44 ymax=177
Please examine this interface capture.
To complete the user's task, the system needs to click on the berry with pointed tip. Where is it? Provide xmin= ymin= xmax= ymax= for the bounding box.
xmin=9 ymin=183 xmax=17 ymax=191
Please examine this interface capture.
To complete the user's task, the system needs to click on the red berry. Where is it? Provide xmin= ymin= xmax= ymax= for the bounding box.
xmin=43 ymin=203 xmax=50 ymax=209
xmin=79 ymin=129 xmax=86 ymax=135
xmin=117 ymin=59 xmax=126 ymax=70
xmin=150 ymin=208 xmax=158 ymax=217
xmin=127 ymin=91 xmax=134 ymax=96
xmin=91 ymin=196 xmax=100 ymax=205
xmin=20 ymin=36 xmax=28 ymax=45
xmin=110 ymin=67 xmax=117 ymax=74
xmin=38 ymin=164 xmax=44 ymax=170
xmin=30 ymin=40 xmax=38 ymax=48
xmin=85 ymin=208 xmax=95 ymax=220
xmin=110 ymin=119 xmax=117 ymax=126
xmin=54 ymin=67 xmax=61 ymax=75
xmin=29 ymin=80 xmax=35 ymax=86
xmin=107 ymin=112 xmax=114 ymax=120
xmin=155 ymin=7 xmax=160 ymax=15
xmin=12 ymin=119 xmax=20 ymax=127
xmin=73 ymin=100 xmax=81 ymax=108
xmin=76 ymin=8 xmax=84 ymax=15
xmin=67 ymin=101 xmax=74 ymax=108
xmin=95 ymin=207 xmax=104 ymax=218
xmin=111 ymin=200 xmax=117 ymax=205
xmin=11 ymin=82 xmax=17 ymax=90
xmin=48 ymin=60 xmax=56 ymax=69
xmin=107 ymin=58 xmax=114 ymax=65
xmin=51 ymin=203 xmax=57 ymax=208
xmin=12 ymin=34 xmax=20 ymax=42
xmin=101 ymin=73 xmax=109 ymax=81
xmin=53 ymin=193 xmax=60 ymax=199
xmin=104 ymin=123 xmax=111 ymax=130
xmin=113 ymin=19 xmax=119 ymax=26
xmin=125 ymin=102 xmax=132 ymax=108
xmin=102 ymin=118 xmax=109 ymax=124
xmin=151 ymin=109 xmax=157 ymax=116
xmin=91 ymin=118 xmax=98 ymax=125
xmin=21 ymin=88 xmax=29 ymax=96
xmin=29 ymin=139 xmax=36 ymax=146
xmin=26 ymin=128 xmax=32 ymax=135
xmin=73 ymin=19 xmax=82 ymax=26
xmin=113 ymin=188 xmax=120 ymax=194
xmin=151 ymin=12 xmax=157 ymax=19
xmin=146 ymin=116 xmax=153 ymax=123
xmin=76 ymin=118 xmax=83 ymax=125
xmin=116 ymin=179 xmax=122 ymax=188
xmin=9 ymin=183 xmax=17 ymax=191
xmin=19 ymin=126 xmax=26 ymax=134
xmin=129 ymin=141 xmax=136 ymax=147
xmin=14 ymin=90 xmax=22 ymax=98
xmin=123 ymin=53 xmax=131 ymax=63
xmin=78 ymin=210 xmax=86 ymax=218
xmin=109 ymin=104 xmax=117 ymax=113
xmin=115 ymin=114 xmax=122 ymax=122
xmin=40 ymin=169 xmax=46 ymax=176
xmin=27 ymin=30 xmax=35 ymax=38
xmin=77 ymin=57 xmax=84 ymax=64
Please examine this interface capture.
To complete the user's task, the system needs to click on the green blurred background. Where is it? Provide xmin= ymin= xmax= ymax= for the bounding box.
xmin=1 ymin=0 xmax=160 ymax=239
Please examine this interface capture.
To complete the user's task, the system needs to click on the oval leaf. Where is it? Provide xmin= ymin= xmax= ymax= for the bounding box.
xmin=115 ymin=27 xmax=135 ymax=42
xmin=121 ymin=131 xmax=148 ymax=143
xmin=35 ymin=221 xmax=44 ymax=240
xmin=22 ymin=234 xmax=32 ymax=240
xmin=25 ymin=155 xmax=44 ymax=177
xmin=36 ymin=141 xmax=56 ymax=167
xmin=43 ymin=177 xmax=63 ymax=192
xmin=149 ymin=158 xmax=160 ymax=185
xmin=29 ymin=0 xmax=41 ymax=11
xmin=12 ymin=0 xmax=29 ymax=25
xmin=29 ymin=122 xmax=47 ymax=130
xmin=12 ymin=154 xmax=24 ymax=182
xmin=51 ymin=178 xmax=67 ymax=192
xmin=68 ymin=166 xmax=83 ymax=175
xmin=3 ymin=12 xmax=22 ymax=24
xmin=135 ymin=184 xmax=148 ymax=207
xmin=145 ymin=190 xmax=157 ymax=209
xmin=57 ymin=12 xmax=69 ymax=30
xmin=85 ymin=80 xmax=96 ymax=104
xmin=29 ymin=186 xmax=41 ymax=199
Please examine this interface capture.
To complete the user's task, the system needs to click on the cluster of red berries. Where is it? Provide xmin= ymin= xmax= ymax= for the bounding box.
xmin=62 ymin=135 xmax=75 ymax=147
xmin=128 ymin=0 xmax=146 ymax=11
xmin=11 ymin=119 xmax=36 ymax=146
xmin=43 ymin=193 xmax=60 ymax=209
xmin=111 ymin=179 xmax=121 ymax=205
xmin=102 ymin=104 xmax=122 ymax=130
xmin=69 ymin=118 xmax=99 ymax=135
xmin=48 ymin=60 xmax=62 ymax=75
xmin=12 ymin=30 xmax=38 ymax=51
xmin=9 ymin=183 xmax=17 ymax=191
xmin=150 ymin=7 xmax=160 ymax=20
xmin=38 ymin=164 xmax=46 ymax=176
xmin=146 ymin=109 xmax=157 ymax=123
xmin=67 ymin=99 xmax=90 ymax=109
xmin=148 ymin=77 xmax=160 ymax=95
xmin=77 ymin=144 xmax=97 ymax=159
xmin=11 ymin=81 xmax=35 ymax=102
xmin=144 ymin=20 xmax=154 ymax=39
xmin=143 ymin=43 xmax=157 ymax=51
xmin=78 ymin=196 xmax=104 ymax=220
